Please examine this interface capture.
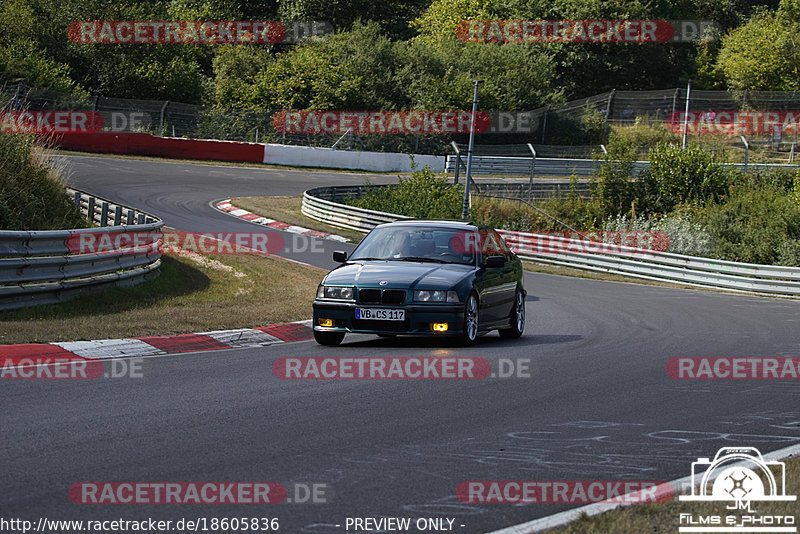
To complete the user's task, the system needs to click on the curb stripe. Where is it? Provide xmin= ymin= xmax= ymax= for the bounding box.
xmin=136 ymin=333 xmax=232 ymax=353
xmin=54 ymin=339 xmax=166 ymax=359
xmin=1 ymin=321 xmax=313 ymax=362
xmin=213 ymin=199 xmax=351 ymax=243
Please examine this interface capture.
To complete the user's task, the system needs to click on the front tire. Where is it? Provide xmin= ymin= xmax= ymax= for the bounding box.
xmin=458 ymin=293 xmax=480 ymax=346
xmin=499 ymin=290 xmax=525 ymax=339
xmin=314 ymin=330 xmax=345 ymax=346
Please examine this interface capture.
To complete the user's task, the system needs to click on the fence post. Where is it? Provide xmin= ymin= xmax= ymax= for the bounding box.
xmin=100 ymin=202 xmax=109 ymax=226
xmin=527 ymin=143 xmax=536 ymax=199
xmin=126 ymin=210 xmax=135 ymax=224
xmin=73 ymin=191 xmax=81 ymax=206
xmin=87 ymin=197 xmax=95 ymax=223
xmin=114 ymin=206 xmax=123 ymax=226
xmin=159 ymin=101 xmax=169 ymax=136
xmin=671 ymin=88 xmax=679 ymax=115
xmin=541 ymin=105 xmax=550 ymax=144
xmin=602 ymin=89 xmax=615 ymax=142
xmin=451 ymin=141 xmax=461 ymax=184
xmin=681 ymin=79 xmax=692 ymax=149
xmin=741 ymin=135 xmax=749 ymax=171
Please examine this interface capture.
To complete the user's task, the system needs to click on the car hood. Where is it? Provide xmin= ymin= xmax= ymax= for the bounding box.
xmin=324 ymin=261 xmax=473 ymax=289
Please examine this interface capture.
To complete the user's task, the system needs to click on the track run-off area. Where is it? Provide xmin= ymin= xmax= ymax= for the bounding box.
xmin=2 ymin=155 xmax=799 ymax=533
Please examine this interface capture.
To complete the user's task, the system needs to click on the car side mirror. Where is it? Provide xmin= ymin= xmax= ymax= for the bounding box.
xmin=485 ymin=255 xmax=506 ymax=268
xmin=333 ymin=250 xmax=348 ymax=263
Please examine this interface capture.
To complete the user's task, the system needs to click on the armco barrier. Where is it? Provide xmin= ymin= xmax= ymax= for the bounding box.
xmin=0 ymin=189 xmax=164 ymax=310
xmin=444 ymin=155 xmax=798 ymax=179
xmin=302 ymin=186 xmax=800 ymax=297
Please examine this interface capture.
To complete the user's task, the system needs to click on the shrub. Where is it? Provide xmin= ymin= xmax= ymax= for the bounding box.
xmin=593 ymin=136 xmax=637 ymax=218
xmin=351 ymin=164 xmax=463 ymax=219
xmin=638 ymin=142 xmax=735 ymax=215
xmin=603 ymin=209 xmax=713 ymax=257
xmin=702 ymin=183 xmax=800 ymax=264
xmin=0 ymin=134 xmax=87 ymax=230
xmin=468 ymin=193 xmax=604 ymax=233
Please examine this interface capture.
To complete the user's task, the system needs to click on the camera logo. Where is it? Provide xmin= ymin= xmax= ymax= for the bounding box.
xmin=678 ymin=447 xmax=796 ymax=533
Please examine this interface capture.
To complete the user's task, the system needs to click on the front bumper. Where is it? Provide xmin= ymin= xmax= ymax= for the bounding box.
xmin=313 ymin=300 xmax=464 ymax=336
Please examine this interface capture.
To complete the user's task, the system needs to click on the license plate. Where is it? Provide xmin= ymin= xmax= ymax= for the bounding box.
xmin=355 ymin=308 xmax=405 ymax=321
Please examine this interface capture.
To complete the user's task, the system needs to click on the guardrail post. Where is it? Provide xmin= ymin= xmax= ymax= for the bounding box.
xmin=87 ymin=197 xmax=95 ymax=223
xmin=159 ymin=101 xmax=169 ymax=136
xmin=100 ymin=202 xmax=109 ymax=226
xmin=126 ymin=210 xmax=135 ymax=224
xmin=114 ymin=206 xmax=122 ymax=226
xmin=527 ymin=143 xmax=536 ymax=200
xmin=73 ymin=191 xmax=81 ymax=205
xmin=741 ymin=135 xmax=749 ymax=172
xmin=137 ymin=214 xmax=145 ymax=224
xmin=451 ymin=141 xmax=461 ymax=184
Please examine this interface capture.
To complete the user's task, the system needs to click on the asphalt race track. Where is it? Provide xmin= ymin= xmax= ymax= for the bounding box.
xmin=2 ymin=155 xmax=799 ymax=533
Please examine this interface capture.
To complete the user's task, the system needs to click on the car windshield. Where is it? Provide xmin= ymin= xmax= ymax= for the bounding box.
xmin=349 ymin=226 xmax=476 ymax=265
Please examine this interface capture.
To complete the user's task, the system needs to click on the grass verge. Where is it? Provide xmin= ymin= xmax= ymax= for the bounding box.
xmin=0 ymin=251 xmax=325 ymax=344
xmin=543 ymin=456 xmax=799 ymax=533
xmin=231 ymin=195 xmax=366 ymax=243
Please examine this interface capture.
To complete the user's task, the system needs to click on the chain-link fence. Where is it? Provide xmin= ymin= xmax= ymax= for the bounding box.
xmin=4 ymin=82 xmax=800 ymax=161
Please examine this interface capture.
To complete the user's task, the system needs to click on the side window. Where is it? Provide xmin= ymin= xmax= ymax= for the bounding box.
xmin=479 ymin=229 xmax=510 ymax=264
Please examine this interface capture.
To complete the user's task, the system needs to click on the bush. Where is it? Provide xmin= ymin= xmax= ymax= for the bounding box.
xmin=638 ymin=142 xmax=735 ymax=215
xmin=609 ymin=118 xmax=678 ymax=150
xmin=593 ymin=136 xmax=637 ymax=218
xmin=0 ymin=134 xmax=87 ymax=230
xmin=777 ymin=238 xmax=800 ymax=266
xmin=351 ymin=164 xmax=464 ymax=219
xmin=702 ymin=183 xmax=800 ymax=264
xmin=468 ymin=193 xmax=604 ymax=233
xmin=603 ymin=209 xmax=713 ymax=257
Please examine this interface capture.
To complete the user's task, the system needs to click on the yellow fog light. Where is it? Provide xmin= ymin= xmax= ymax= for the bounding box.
xmin=431 ymin=322 xmax=449 ymax=332
xmin=318 ymin=318 xmax=334 ymax=327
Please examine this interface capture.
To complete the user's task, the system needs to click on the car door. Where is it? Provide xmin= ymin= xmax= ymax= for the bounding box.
xmin=476 ymin=229 xmax=516 ymax=323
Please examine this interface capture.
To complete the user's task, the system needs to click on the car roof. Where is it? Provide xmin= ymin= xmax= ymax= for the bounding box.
xmin=374 ymin=219 xmax=484 ymax=230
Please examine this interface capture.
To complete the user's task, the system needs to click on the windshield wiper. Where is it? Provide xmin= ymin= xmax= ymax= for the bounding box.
xmin=397 ymin=256 xmax=451 ymax=264
xmin=350 ymin=257 xmax=388 ymax=261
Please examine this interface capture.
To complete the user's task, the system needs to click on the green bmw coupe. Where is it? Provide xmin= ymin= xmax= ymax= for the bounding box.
xmin=312 ymin=220 xmax=527 ymax=346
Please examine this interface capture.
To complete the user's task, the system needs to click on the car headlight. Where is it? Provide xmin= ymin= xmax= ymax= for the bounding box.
xmin=319 ymin=286 xmax=354 ymax=300
xmin=413 ymin=290 xmax=459 ymax=303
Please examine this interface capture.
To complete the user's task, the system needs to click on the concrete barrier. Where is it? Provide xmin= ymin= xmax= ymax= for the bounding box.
xmin=262 ymin=143 xmax=445 ymax=173
xmin=49 ymin=132 xmax=447 ymax=172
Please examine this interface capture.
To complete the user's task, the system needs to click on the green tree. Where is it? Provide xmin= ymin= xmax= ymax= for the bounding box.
xmin=716 ymin=2 xmax=800 ymax=90
xmin=279 ymin=0 xmax=431 ymax=39
xmin=232 ymin=22 xmax=401 ymax=110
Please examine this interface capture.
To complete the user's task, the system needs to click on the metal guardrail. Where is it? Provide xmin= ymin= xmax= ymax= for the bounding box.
xmin=302 ymin=187 xmax=412 ymax=233
xmin=302 ymin=186 xmax=800 ymax=298
xmin=445 ymin=155 xmax=799 ymax=178
xmin=0 ymin=189 xmax=164 ymax=310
